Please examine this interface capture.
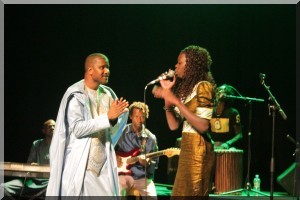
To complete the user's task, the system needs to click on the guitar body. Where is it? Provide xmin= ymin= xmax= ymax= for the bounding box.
xmin=116 ymin=148 xmax=140 ymax=175
xmin=116 ymin=147 xmax=180 ymax=176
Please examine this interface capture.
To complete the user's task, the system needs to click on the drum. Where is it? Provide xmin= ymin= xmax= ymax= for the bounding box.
xmin=214 ymin=149 xmax=243 ymax=194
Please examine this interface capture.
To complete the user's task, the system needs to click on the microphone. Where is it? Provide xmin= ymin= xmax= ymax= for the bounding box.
xmin=259 ymin=73 xmax=266 ymax=84
xmin=217 ymin=93 xmax=241 ymax=100
xmin=216 ymin=92 xmax=227 ymax=101
xmin=146 ymin=69 xmax=175 ymax=86
xmin=259 ymin=73 xmax=266 ymax=79
xmin=140 ymin=124 xmax=148 ymax=155
xmin=140 ymin=124 xmax=148 ymax=138
xmin=286 ymin=134 xmax=296 ymax=145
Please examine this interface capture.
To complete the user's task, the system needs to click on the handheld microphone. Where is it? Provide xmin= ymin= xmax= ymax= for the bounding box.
xmin=146 ymin=69 xmax=175 ymax=86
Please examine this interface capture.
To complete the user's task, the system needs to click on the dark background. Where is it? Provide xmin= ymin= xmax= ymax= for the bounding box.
xmin=4 ymin=4 xmax=296 ymax=192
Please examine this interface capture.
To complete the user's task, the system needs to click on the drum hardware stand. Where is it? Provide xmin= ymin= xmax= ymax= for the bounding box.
xmin=260 ymin=73 xmax=287 ymax=200
xmin=217 ymin=94 xmax=266 ymax=196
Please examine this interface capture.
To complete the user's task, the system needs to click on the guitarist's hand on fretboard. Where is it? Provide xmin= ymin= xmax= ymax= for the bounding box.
xmin=138 ymin=156 xmax=151 ymax=167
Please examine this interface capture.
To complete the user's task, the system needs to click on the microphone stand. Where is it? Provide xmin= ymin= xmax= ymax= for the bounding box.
xmin=225 ymin=95 xmax=264 ymax=102
xmin=220 ymin=96 xmax=267 ymax=197
xmin=260 ymin=74 xmax=287 ymax=200
xmin=143 ymin=84 xmax=149 ymax=200
xmin=144 ymin=71 xmax=173 ymax=199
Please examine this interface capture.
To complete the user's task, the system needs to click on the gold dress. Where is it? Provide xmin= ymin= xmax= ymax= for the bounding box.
xmin=172 ymin=81 xmax=215 ymax=198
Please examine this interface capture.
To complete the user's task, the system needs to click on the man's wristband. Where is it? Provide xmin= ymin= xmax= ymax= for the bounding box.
xmin=163 ymin=106 xmax=175 ymax=112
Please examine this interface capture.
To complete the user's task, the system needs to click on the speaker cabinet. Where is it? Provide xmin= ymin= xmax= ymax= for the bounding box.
xmin=277 ymin=162 xmax=300 ymax=196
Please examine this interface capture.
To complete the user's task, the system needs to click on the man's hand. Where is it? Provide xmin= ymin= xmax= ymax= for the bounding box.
xmin=221 ymin=142 xmax=230 ymax=149
xmin=108 ymin=97 xmax=129 ymax=121
xmin=30 ymin=162 xmax=39 ymax=166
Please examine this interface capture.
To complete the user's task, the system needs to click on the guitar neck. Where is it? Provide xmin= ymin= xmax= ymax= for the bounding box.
xmin=124 ymin=148 xmax=180 ymax=165
xmin=145 ymin=150 xmax=165 ymax=159
xmin=126 ymin=150 xmax=165 ymax=164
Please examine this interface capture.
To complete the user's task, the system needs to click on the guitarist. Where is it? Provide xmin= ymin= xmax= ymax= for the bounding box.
xmin=115 ymin=101 xmax=159 ymax=199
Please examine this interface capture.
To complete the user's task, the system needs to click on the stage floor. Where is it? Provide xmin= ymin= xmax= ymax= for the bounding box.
xmin=155 ymin=183 xmax=297 ymax=199
xmin=2 ymin=183 xmax=296 ymax=200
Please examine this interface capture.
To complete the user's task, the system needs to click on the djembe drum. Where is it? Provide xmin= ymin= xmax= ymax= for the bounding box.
xmin=214 ymin=148 xmax=243 ymax=194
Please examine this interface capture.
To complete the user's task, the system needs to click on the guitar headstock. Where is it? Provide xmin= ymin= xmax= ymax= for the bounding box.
xmin=163 ymin=148 xmax=181 ymax=157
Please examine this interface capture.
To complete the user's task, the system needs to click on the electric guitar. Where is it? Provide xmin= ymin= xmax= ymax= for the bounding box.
xmin=116 ymin=147 xmax=180 ymax=175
